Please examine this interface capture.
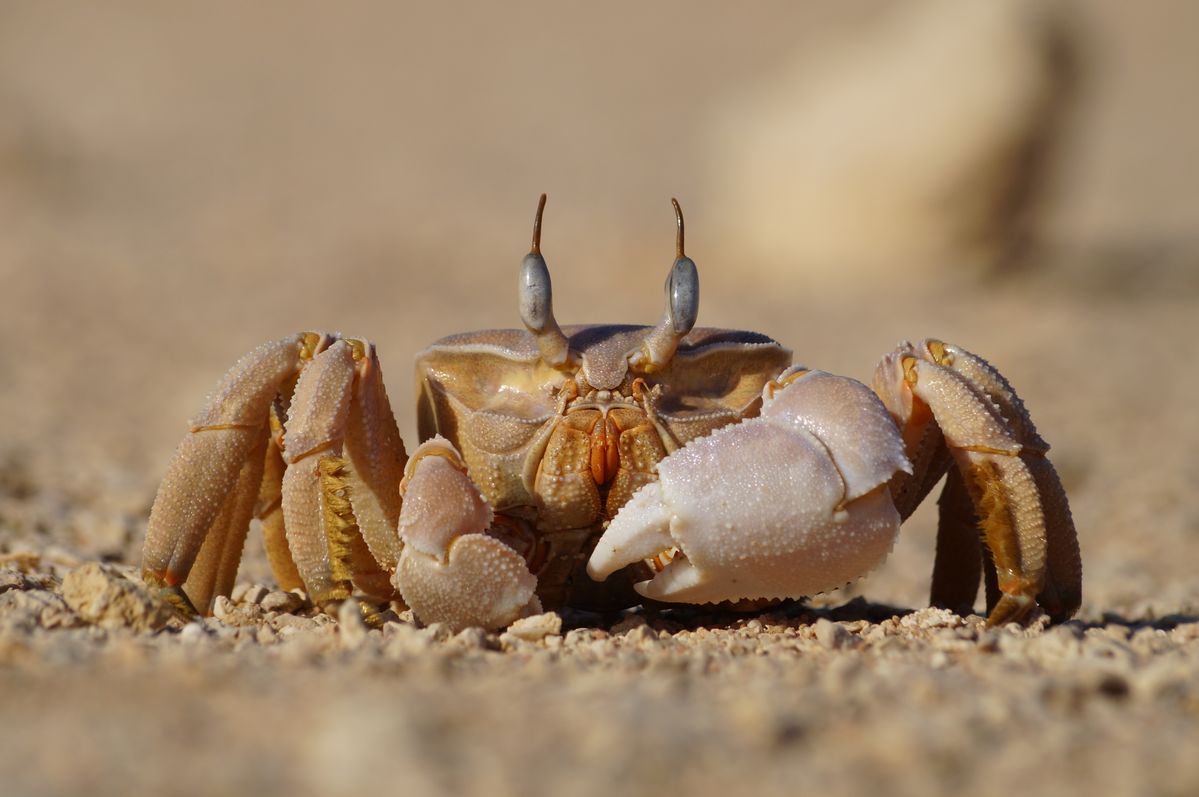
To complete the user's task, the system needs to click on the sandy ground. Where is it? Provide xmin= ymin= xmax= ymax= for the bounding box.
xmin=2 ymin=3 xmax=1198 ymax=796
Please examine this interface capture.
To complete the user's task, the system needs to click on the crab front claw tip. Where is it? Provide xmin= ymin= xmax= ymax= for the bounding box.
xmin=586 ymin=482 xmax=674 ymax=582
xmin=586 ymin=481 xmax=715 ymax=602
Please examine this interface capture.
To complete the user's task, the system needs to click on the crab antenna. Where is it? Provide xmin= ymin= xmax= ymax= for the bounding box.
xmin=629 ymin=198 xmax=701 ymax=374
xmin=519 ymin=193 xmax=572 ymax=368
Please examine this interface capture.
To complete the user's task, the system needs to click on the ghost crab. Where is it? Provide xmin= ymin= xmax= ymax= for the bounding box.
xmin=142 ymin=196 xmax=1081 ymax=631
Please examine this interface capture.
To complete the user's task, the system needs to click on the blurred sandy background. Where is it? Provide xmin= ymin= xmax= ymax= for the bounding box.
xmin=1 ymin=2 xmax=1198 ymax=795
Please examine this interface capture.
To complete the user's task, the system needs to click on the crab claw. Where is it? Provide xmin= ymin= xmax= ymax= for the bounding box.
xmin=588 ymin=370 xmax=912 ymax=604
xmin=393 ymin=438 xmax=539 ymax=631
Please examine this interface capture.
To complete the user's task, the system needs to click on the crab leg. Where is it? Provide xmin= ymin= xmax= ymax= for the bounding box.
xmin=341 ymin=341 xmax=407 ymax=573
xmin=894 ymin=352 xmax=1045 ymax=625
xmin=182 ymin=429 xmax=269 ymax=613
xmin=280 ymin=340 xmax=395 ymax=608
xmin=257 ymin=435 xmax=304 ymax=592
xmin=876 ymin=340 xmax=1081 ymax=625
xmin=1022 ymin=450 xmax=1082 ymax=620
xmin=929 ymin=468 xmax=985 ymax=613
xmin=939 ymin=342 xmax=1082 ymax=620
xmin=143 ymin=336 xmax=303 ymax=612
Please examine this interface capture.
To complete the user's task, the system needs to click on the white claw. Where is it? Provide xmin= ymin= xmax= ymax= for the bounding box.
xmin=393 ymin=438 xmax=537 ymax=632
xmin=590 ymin=372 xmax=909 ymax=604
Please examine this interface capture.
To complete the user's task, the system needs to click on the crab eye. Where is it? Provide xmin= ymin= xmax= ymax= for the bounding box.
xmin=518 ymin=194 xmax=571 ymax=368
xmin=519 ymin=252 xmax=555 ymax=333
xmin=667 ymin=255 xmax=699 ymax=336
xmin=666 ymin=196 xmax=699 ymax=336
xmin=627 ymin=198 xmax=702 ymax=373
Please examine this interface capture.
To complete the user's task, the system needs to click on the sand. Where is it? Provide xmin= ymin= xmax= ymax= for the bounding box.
xmin=2 ymin=3 xmax=1198 ymax=796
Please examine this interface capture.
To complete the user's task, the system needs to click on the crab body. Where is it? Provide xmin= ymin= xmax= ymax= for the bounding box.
xmin=413 ymin=324 xmax=789 ymax=610
xmin=142 ymin=197 xmax=1082 ymax=631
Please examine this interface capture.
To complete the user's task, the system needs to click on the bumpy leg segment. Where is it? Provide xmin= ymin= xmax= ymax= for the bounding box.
xmin=937 ymin=342 xmax=1081 ymax=621
xmin=280 ymin=340 xmax=397 ymax=607
xmin=1024 ymin=452 xmax=1082 ymax=620
xmin=341 ymin=342 xmax=407 ymax=573
xmin=875 ymin=340 xmax=1081 ymax=625
xmin=143 ymin=337 xmax=303 ymax=612
xmin=257 ymin=435 xmax=304 ymax=591
xmin=183 ymin=430 xmax=269 ymax=613
xmin=929 ymin=468 xmax=985 ymax=613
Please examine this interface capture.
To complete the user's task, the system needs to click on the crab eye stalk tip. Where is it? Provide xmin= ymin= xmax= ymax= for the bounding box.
xmin=671 ymin=197 xmax=684 ymax=259
xmin=531 ymin=193 xmax=547 ymax=255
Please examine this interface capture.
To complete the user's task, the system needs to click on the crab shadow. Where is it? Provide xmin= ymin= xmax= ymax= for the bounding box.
xmin=562 ymin=599 xmax=1199 ymax=635
xmin=1067 ymin=611 xmax=1199 ymax=634
xmin=560 ymin=596 xmax=918 ymax=633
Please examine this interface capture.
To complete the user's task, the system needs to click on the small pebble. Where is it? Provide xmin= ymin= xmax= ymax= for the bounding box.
xmin=179 ymin=622 xmax=207 ymax=643
xmin=815 ymin=618 xmax=851 ymax=650
xmin=610 ymin=614 xmax=648 ymax=635
xmin=337 ymin=601 xmax=369 ymax=649
xmin=423 ymin=622 xmax=452 ymax=643
xmin=623 ymin=624 xmax=658 ymax=648
xmin=212 ymin=596 xmax=237 ymax=622
xmin=453 ymin=627 xmax=490 ymax=650
xmin=271 ymin=613 xmax=317 ymax=632
xmin=241 ymin=585 xmax=270 ymax=606
xmin=506 ymin=612 xmax=562 ymax=641
xmin=61 ymin=562 xmax=172 ymax=632
xmin=261 ymin=591 xmax=305 ymax=614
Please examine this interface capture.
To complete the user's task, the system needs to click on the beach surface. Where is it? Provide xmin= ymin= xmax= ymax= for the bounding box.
xmin=2 ymin=3 xmax=1197 ymax=795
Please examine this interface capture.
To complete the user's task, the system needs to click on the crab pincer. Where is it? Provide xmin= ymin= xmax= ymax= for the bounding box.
xmin=393 ymin=438 xmax=539 ymax=632
xmin=588 ymin=369 xmax=912 ymax=605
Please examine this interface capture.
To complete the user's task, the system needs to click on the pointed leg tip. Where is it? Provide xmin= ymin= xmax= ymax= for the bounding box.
xmin=1037 ymin=582 xmax=1082 ymax=624
xmin=144 ymin=570 xmax=201 ymax=617
xmin=984 ymin=593 xmax=1035 ymax=627
xmin=160 ymin=585 xmax=201 ymax=619
xmin=356 ymin=599 xmax=390 ymax=629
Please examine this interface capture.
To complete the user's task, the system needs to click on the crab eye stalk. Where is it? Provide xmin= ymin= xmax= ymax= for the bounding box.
xmin=629 ymin=198 xmax=701 ymax=373
xmin=519 ymin=194 xmax=572 ymax=368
